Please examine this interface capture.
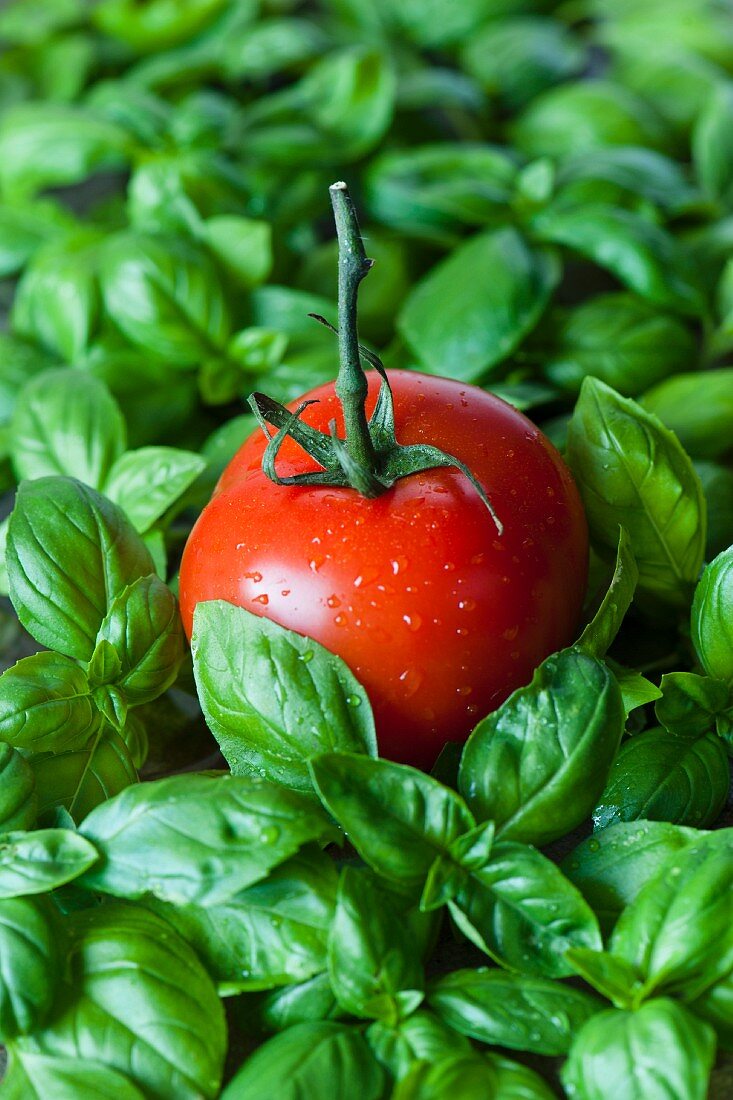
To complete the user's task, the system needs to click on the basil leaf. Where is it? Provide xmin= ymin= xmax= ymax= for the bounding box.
xmin=543 ymin=293 xmax=697 ymax=397
xmin=459 ymin=648 xmax=624 ymax=846
xmin=391 ymin=1054 xmax=498 ymax=1100
xmin=310 ymin=753 xmax=474 ymax=894
xmin=367 ymin=1010 xmax=472 ymax=1081
xmin=100 ymin=232 xmax=231 ymax=366
xmin=533 ymin=205 xmax=703 ymax=315
xmin=0 ymin=334 xmax=57 ymax=426
xmin=567 ymin=378 xmax=706 ymax=606
xmin=640 ymin=369 xmax=733 ymax=461
xmin=7 ymin=477 xmax=155 ymax=660
xmin=221 ymin=1021 xmax=384 ymax=1100
xmin=488 ymin=1053 xmax=557 ymax=1100
xmin=237 ymin=972 xmax=341 ymax=1036
xmin=79 ymin=773 xmax=338 ymax=906
xmin=398 ymin=227 xmax=559 ymax=381
xmin=693 ymin=83 xmax=733 ymax=207
xmin=205 ymin=215 xmax=273 ymax=288
xmin=608 ymin=660 xmax=663 ymax=716
xmin=11 ymin=368 xmax=126 ymax=487
xmin=563 ymin=821 xmax=700 ymax=935
xmin=428 ymin=967 xmax=601 ymax=1055
xmin=0 ymin=828 xmax=98 ymax=897
xmin=0 ymin=743 xmax=36 ymax=833
xmin=593 ymin=726 xmax=729 ymax=830
xmin=561 ymin=999 xmax=716 ymax=1100
xmin=328 ymin=867 xmax=424 ymax=1022
xmin=655 ymin=672 xmax=732 ymax=738
xmin=577 ymin=528 xmax=638 ymax=657
xmin=147 ymin=846 xmax=337 ymax=994
xmin=556 ymin=147 xmax=700 ymax=216
xmin=695 ymin=460 xmax=733 ymax=559
xmin=0 ymin=652 xmax=102 ymax=754
xmin=0 ymin=199 xmax=75 ymax=278
xmin=565 ymin=948 xmax=643 ymax=1009
xmin=93 ymin=575 xmax=186 ymax=705
xmin=450 ymin=841 xmax=602 ymax=978
xmin=610 ymin=830 xmax=733 ymax=1000
xmin=103 ymin=446 xmax=206 ymax=533
xmin=31 ymin=730 xmax=137 ymax=823
xmin=2 ymin=1051 xmax=146 ymax=1100
xmin=0 ymin=896 xmax=57 ymax=1039
xmin=691 ymin=546 xmax=733 ymax=684
xmin=690 ymin=966 xmax=733 ymax=1050
xmin=25 ymin=902 xmax=226 ymax=1099
xmin=193 ymin=602 xmax=376 ymax=793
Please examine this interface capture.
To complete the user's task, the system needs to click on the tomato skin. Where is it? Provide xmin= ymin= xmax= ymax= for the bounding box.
xmin=180 ymin=371 xmax=588 ymax=770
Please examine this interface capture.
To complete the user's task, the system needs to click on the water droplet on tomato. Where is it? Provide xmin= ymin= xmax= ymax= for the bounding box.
xmin=444 ymin=562 xmax=455 ymax=572
xmin=456 ymin=627 xmax=468 ymax=637
xmin=457 ymin=685 xmax=472 ymax=697
xmin=470 ymin=553 xmax=485 ymax=565
xmin=309 ymin=558 xmax=323 ymax=572
xmin=252 ymin=594 xmax=269 ymax=605
xmin=503 ymin=626 xmax=519 ymax=641
xmin=398 ymin=668 xmax=423 ymax=698
xmin=244 ymin=570 xmax=262 ymax=582
xmin=334 ymin=613 xmax=347 ymax=626
xmin=281 ymin=589 xmax=290 ymax=597
xmin=402 ymin=613 xmax=422 ymax=631
xmin=391 ymin=556 xmax=408 ymax=575
xmin=327 ymin=595 xmax=341 ymax=608
xmin=458 ymin=598 xmax=476 ymax=611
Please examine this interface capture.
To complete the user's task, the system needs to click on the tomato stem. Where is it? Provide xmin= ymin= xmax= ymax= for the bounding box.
xmin=329 ymin=181 xmax=379 ymax=482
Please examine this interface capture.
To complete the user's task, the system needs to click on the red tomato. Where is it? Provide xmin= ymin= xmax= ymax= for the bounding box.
xmin=180 ymin=370 xmax=588 ymax=769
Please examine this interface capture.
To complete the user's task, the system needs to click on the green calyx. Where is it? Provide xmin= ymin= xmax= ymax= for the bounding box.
xmin=248 ymin=181 xmax=503 ymax=535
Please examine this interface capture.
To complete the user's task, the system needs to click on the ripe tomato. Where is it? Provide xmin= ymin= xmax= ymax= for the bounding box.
xmin=179 ymin=370 xmax=588 ymax=769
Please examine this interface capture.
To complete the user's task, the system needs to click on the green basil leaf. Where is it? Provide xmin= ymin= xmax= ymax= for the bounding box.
xmin=310 ymin=753 xmax=474 ymax=894
xmin=236 ymin=972 xmax=341 ymax=1035
xmin=567 ymin=378 xmax=706 ymax=606
xmin=693 ymin=83 xmax=733 ymax=207
xmin=0 ymin=828 xmax=98 ymax=897
xmin=2 ymin=1051 xmax=146 ymax=1100
xmin=7 ymin=477 xmax=155 ymax=660
xmin=205 ymin=215 xmax=273 ymax=288
xmin=488 ymin=1053 xmax=557 ymax=1100
xmin=104 ymin=446 xmax=206 ymax=533
xmin=593 ymin=725 xmax=729 ymax=830
xmin=565 ymin=948 xmax=643 ymax=1009
xmin=147 ymin=845 xmax=337 ymax=994
xmin=695 ymin=460 xmax=733 ymax=559
xmin=0 ymin=652 xmax=102 ymax=754
xmin=93 ymin=575 xmax=185 ymax=705
xmin=11 ymin=369 xmax=126 ymax=487
xmin=689 ymin=966 xmax=733 ymax=1051
xmin=367 ymin=1010 xmax=472 ymax=1081
xmin=450 ymin=841 xmax=602 ymax=978
xmin=0 ymin=896 xmax=57 ymax=1039
xmin=31 ymin=729 xmax=137 ymax=823
xmin=656 ymin=671 xmax=732 ymax=738
xmin=459 ymin=648 xmax=624 ymax=846
xmin=391 ymin=1053 xmax=498 ymax=1100
xmin=562 ymin=820 xmax=700 ymax=935
xmin=0 ymin=334 xmax=57 ymax=426
xmin=328 ymin=867 xmax=425 ymax=1022
xmin=219 ymin=17 xmax=327 ymax=82
xmin=578 ymin=528 xmax=638 ymax=657
xmin=398 ymin=227 xmax=559 ymax=381
xmin=193 ymin=602 xmax=377 ymax=793
xmin=611 ymin=830 xmax=733 ymax=1000
xmin=428 ymin=967 xmax=601 ymax=1055
xmin=640 ymin=369 xmax=733 ymax=461
xmin=0 ymin=102 xmax=130 ymax=200
xmin=691 ymin=546 xmax=733 ymax=683
xmin=221 ymin=1021 xmax=384 ymax=1100
xmin=608 ymin=660 xmax=663 ymax=716
xmin=533 ymin=205 xmax=703 ymax=315
xmin=0 ymin=199 xmax=75 ymax=278
xmin=556 ymin=147 xmax=700 ymax=216
xmin=100 ymin=232 xmax=231 ymax=366
xmin=0 ymin=743 xmax=36 ymax=833
xmin=543 ymin=294 xmax=697 ymax=397
xmin=79 ymin=773 xmax=338 ymax=906
xmin=25 ymin=902 xmax=226 ymax=1099
xmin=561 ymin=999 xmax=716 ymax=1100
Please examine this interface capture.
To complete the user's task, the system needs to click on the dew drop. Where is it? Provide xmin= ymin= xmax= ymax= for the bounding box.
xmin=403 ymin=613 xmax=422 ymax=631
xmin=470 ymin=553 xmax=485 ymax=565
xmin=244 ymin=570 xmax=263 ymax=582
xmin=300 ymin=650 xmax=314 ymax=664
xmin=457 ymin=685 xmax=472 ymax=697
xmin=252 ymin=593 xmax=269 ymax=605
xmin=444 ymin=562 xmax=455 ymax=572
xmin=327 ymin=595 xmax=341 ymax=608
xmin=259 ymin=826 xmax=280 ymax=844
xmin=347 ymin=694 xmax=362 ymax=707
xmin=587 ymin=838 xmax=600 ymax=853
xmin=458 ymin=598 xmax=476 ymax=611
xmin=334 ymin=613 xmax=347 ymax=626
xmin=503 ymin=625 xmax=519 ymax=641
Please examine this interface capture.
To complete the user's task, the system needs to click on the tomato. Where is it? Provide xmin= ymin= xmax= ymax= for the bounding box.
xmin=179 ymin=369 xmax=588 ymax=770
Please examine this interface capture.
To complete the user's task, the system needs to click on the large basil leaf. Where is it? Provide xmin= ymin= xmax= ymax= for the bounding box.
xmin=2 ymin=1051 xmax=146 ymax=1100
xmin=690 ymin=966 xmax=733 ymax=1051
xmin=0 ymin=743 xmax=36 ymax=832
xmin=640 ymin=369 xmax=733 ymax=461
xmin=655 ymin=672 xmax=732 ymax=739
xmin=328 ymin=867 xmax=424 ymax=1022
xmin=0 ymin=896 xmax=58 ymax=1039
xmin=31 ymin=730 xmax=137 ymax=823
xmin=193 ymin=602 xmax=376 ymax=793
xmin=562 ymin=821 xmax=699 ymax=935
xmin=147 ymin=846 xmax=337 ymax=994
xmin=556 ymin=147 xmax=700 ymax=216
xmin=693 ymin=83 xmax=733 ymax=208
xmin=6 ymin=477 xmax=154 ymax=660
xmin=533 ymin=205 xmax=703 ymax=315
xmin=93 ymin=575 xmax=186 ymax=706
xmin=428 ymin=968 xmax=601 ymax=1055
xmin=691 ymin=546 xmax=733 ymax=684
xmin=221 ymin=1021 xmax=384 ymax=1100
xmin=0 ymin=199 xmax=75 ymax=279
xmin=577 ymin=528 xmax=637 ymax=657
xmin=0 ymin=652 xmax=101 ymax=754
xmin=561 ymin=999 xmax=716 ymax=1100
xmin=459 ymin=648 xmax=624 ymax=846
xmin=543 ymin=293 xmax=697 ymax=397
xmin=593 ymin=726 xmax=729 ymax=830
xmin=205 ymin=215 xmax=273 ymax=288
xmin=79 ymin=773 xmax=338 ymax=906
xmin=0 ymin=334 xmax=57 ymax=427
xmin=310 ymin=753 xmax=473 ymax=894
xmin=391 ymin=1054 xmax=498 ymax=1100
xmin=237 ymin=972 xmax=341 ymax=1036
xmin=566 ymin=378 xmax=705 ymax=606
xmin=100 ymin=232 xmax=230 ymax=366
xmin=103 ymin=446 xmax=206 ymax=533
xmin=488 ymin=1054 xmax=557 ymax=1100
xmin=0 ymin=828 xmax=98 ymax=897
xmin=24 ymin=903 xmax=226 ymax=1100
xmin=450 ymin=842 xmax=602 ymax=978
xmin=397 ymin=227 xmax=559 ymax=381
xmin=10 ymin=369 xmax=126 ymax=486
xmin=610 ymin=830 xmax=733 ymax=1000
xmin=366 ymin=1011 xmax=472 ymax=1082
